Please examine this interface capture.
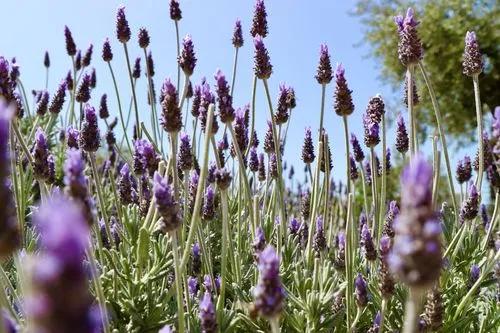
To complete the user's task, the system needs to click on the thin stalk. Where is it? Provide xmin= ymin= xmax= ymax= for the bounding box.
xmin=350 ymin=307 xmax=363 ymax=332
xmin=89 ymin=153 xmax=113 ymax=245
xmin=122 ymin=43 xmax=141 ymax=139
xmin=370 ymin=148 xmax=378 ymax=233
xmin=483 ymin=191 xmax=499 ymax=251
xmin=171 ymin=233 xmax=186 ymax=333
xmin=402 ymin=288 xmax=423 ymax=333
xmin=45 ymin=67 xmax=49 ymax=90
xmin=245 ymin=76 xmax=258 ymax=155
xmin=342 ymin=116 xmax=351 ymax=196
xmin=180 ymin=105 xmax=214 ymax=270
xmin=87 ymin=245 xmax=111 ymax=333
xmin=472 ymin=74 xmax=484 ymax=191
xmin=345 ymin=194 xmax=354 ymax=328
xmin=418 ymin=62 xmax=458 ymax=220
xmin=143 ymin=48 xmax=159 ymax=145
xmin=431 ymin=134 xmax=441 ymax=209
xmin=407 ymin=66 xmax=415 ymax=157
xmin=306 ymin=142 xmax=323 ymax=266
xmin=380 ymin=298 xmax=388 ymax=333
xmin=230 ymin=47 xmax=239 ymax=97
xmin=16 ymin=79 xmax=32 ymax=117
xmin=175 ymin=21 xmax=181 ymax=91
xmin=216 ymin=189 xmax=230 ymax=324
xmin=12 ymin=120 xmax=34 ymax=166
xmin=358 ymin=161 xmax=369 ymax=214
xmin=377 ymin=115 xmax=387 ymax=241
xmin=269 ymin=318 xmax=280 ymax=333
xmin=107 ymin=62 xmax=132 ymax=153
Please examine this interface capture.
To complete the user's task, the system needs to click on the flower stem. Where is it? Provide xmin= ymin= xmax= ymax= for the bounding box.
xmin=402 ymin=288 xmax=423 ymax=333
xmin=472 ymin=74 xmax=484 ymax=191
xmin=122 ymin=43 xmax=141 ymax=139
xmin=342 ymin=116 xmax=351 ymax=196
xmin=170 ymin=232 xmax=185 ymax=333
xmin=345 ymin=193 xmax=354 ymax=328
xmin=483 ymin=190 xmax=499 ymax=251
xmin=230 ymin=47 xmax=239 ymax=97
xmin=370 ymin=147 xmax=378 ymax=233
xmin=175 ymin=21 xmax=181 ymax=91
xmin=107 ymin=62 xmax=132 ymax=153
xmin=407 ymin=65 xmax=416 ymax=157
xmin=380 ymin=298 xmax=388 ymax=333
xmin=378 ymin=115 xmax=387 ymax=241
xmin=245 ymin=75 xmax=258 ymax=155
xmin=143 ymin=48 xmax=159 ymax=145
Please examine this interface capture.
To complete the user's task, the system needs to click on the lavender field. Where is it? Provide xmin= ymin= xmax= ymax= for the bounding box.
xmin=0 ymin=1 xmax=498 ymax=332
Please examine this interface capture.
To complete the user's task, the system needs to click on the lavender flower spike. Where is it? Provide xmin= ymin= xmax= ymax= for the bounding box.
xmin=232 ymin=19 xmax=244 ymax=48
xmin=64 ymin=26 xmax=77 ymax=56
xmin=199 ymin=291 xmax=217 ymax=333
xmin=253 ymin=36 xmax=273 ymax=80
xmin=253 ymin=246 xmax=285 ymax=318
xmin=153 ymin=171 xmax=181 ymax=233
xmin=395 ymin=113 xmax=409 ymax=154
xmin=169 ymin=0 xmax=182 ymax=21
xmin=178 ymin=35 xmax=197 ymax=77
xmin=253 ymin=226 xmax=267 ymax=259
xmin=354 ymin=273 xmax=368 ymax=307
xmin=102 ymin=38 xmax=113 ymax=62
xmin=178 ymin=132 xmax=193 ymax=171
xmin=160 ymin=78 xmax=182 ymax=133
xmin=315 ymin=44 xmax=332 ymax=85
xmin=214 ymin=69 xmax=235 ymax=123
xmin=0 ymin=103 xmax=20 ymax=258
xmin=333 ymin=63 xmax=354 ymax=116
xmin=138 ymin=27 xmax=150 ymax=49
xmin=250 ymin=0 xmax=268 ymax=38
xmin=33 ymin=128 xmax=51 ymax=180
xmin=116 ymin=5 xmax=131 ymax=43
xmin=301 ymin=127 xmax=315 ymax=164
xmin=462 ymin=31 xmax=483 ymax=77
xmin=48 ymin=80 xmax=66 ymax=114
xmin=363 ymin=113 xmax=380 ymax=148
xmin=79 ymin=104 xmax=100 ymax=152
xmin=350 ymin=133 xmax=365 ymax=162
xmin=389 ymin=155 xmax=442 ymax=287
xmin=394 ymin=8 xmax=422 ymax=66
xmin=202 ymin=185 xmax=216 ymax=221
xmin=460 ymin=183 xmax=480 ymax=221
xmin=313 ymin=216 xmax=327 ymax=255
xmin=361 ymin=223 xmax=377 ymax=261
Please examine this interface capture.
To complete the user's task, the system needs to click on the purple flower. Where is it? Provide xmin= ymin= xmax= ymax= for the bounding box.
xmin=178 ymin=35 xmax=197 ymax=76
xmin=268 ymin=153 xmax=278 ymax=179
xmin=253 ymin=36 xmax=272 ymax=80
xmin=460 ymin=183 xmax=480 ymax=221
xmin=188 ymin=276 xmax=199 ymax=297
xmin=191 ymin=243 xmax=201 ymax=275
xmin=116 ymin=6 xmax=131 ymax=43
xmin=138 ymin=27 xmax=150 ymax=48
xmin=354 ymin=273 xmax=368 ymax=307
xmin=250 ymin=0 xmax=268 ymax=38
xmin=349 ymin=155 xmax=359 ymax=181
xmin=146 ymin=51 xmax=155 ymax=77
xmin=82 ymin=44 xmax=93 ymax=67
xmin=75 ymin=73 xmax=91 ymax=103
xmin=215 ymin=168 xmax=232 ymax=191
xmin=366 ymin=94 xmax=385 ymax=124
xmin=249 ymin=147 xmax=259 ymax=172
xmin=64 ymin=26 xmax=77 ymax=56
xmin=66 ymin=126 xmax=80 ymax=149
xmin=263 ymin=121 xmax=275 ymax=154
xmin=35 ymin=90 xmax=49 ymax=116
xmin=456 ymin=156 xmax=472 ymax=184
xmin=315 ymin=44 xmax=332 ymax=85
xmin=463 ymin=31 xmax=483 ymax=76
xmin=133 ymin=139 xmax=159 ymax=176
xmin=28 ymin=195 xmax=99 ymax=333
xmin=313 ymin=216 xmax=327 ymax=255
xmin=275 ymin=84 xmax=290 ymax=125
xmin=48 ymin=80 xmax=66 ymax=115
xmin=230 ymin=108 xmax=248 ymax=160
xmin=301 ymin=127 xmax=315 ymax=164
xmin=383 ymin=200 xmax=400 ymax=238
xmin=153 ymin=172 xmax=181 ymax=233
xmin=350 ymin=133 xmax=365 ymax=162
xmin=160 ymin=78 xmax=182 ymax=133
xmin=33 ymin=128 xmax=51 ymax=180
xmin=132 ymin=57 xmax=141 ymax=79
xmin=75 ymin=50 xmax=82 ymax=71
xmin=102 ymin=38 xmax=113 ymax=62
xmin=214 ymin=69 xmax=235 ymax=123
xmin=289 ymin=217 xmax=300 ymax=236
xmin=202 ymin=185 xmax=216 ymax=221
xmin=253 ymin=246 xmax=285 ymax=318
xmin=468 ymin=264 xmax=480 ymax=288
xmin=333 ymin=63 xmax=354 ymax=116
xmin=44 ymin=51 xmax=50 ymax=68
xmin=395 ymin=114 xmax=409 ymax=154
xmin=79 ymin=104 xmax=100 ymax=152
xmin=390 ymin=156 xmax=442 ymax=287
xmin=404 ymin=76 xmax=419 ymax=106
xmin=98 ymin=94 xmax=109 ymax=119
xmin=361 ymin=224 xmax=377 ymax=261
xmin=0 ymin=104 xmax=19 ymax=257
xmin=12 ymin=92 xmax=24 ymax=118
xmin=232 ymin=19 xmax=244 ymax=48
xmin=178 ymin=132 xmax=193 ymax=171
xmin=169 ymin=0 xmax=182 ymax=21
xmin=119 ymin=163 xmax=138 ymax=205
xmin=191 ymin=84 xmax=201 ymax=117
xmin=394 ymin=8 xmax=422 ymax=66
xmin=253 ymin=226 xmax=267 ymax=259
xmin=65 ymin=70 xmax=74 ymax=91
xmin=199 ymin=291 xmax=217 ymax=333
xmin=188 ymin=170 xmax=199 ymax=212
xmin=258 ymin=153 xmax=266 ymax=182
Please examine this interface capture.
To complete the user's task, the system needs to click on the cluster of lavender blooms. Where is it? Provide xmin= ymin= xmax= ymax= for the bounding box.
xmin=0 ymin=1 xmax=497 ymax=333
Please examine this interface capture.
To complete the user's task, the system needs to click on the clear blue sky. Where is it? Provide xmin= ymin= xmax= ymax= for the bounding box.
xmin=0 ymin=0 xmax=419 ymax=186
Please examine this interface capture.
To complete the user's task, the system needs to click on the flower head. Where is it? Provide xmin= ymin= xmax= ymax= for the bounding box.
xmin=460 ymin=183 xmax=480 ymax=221
xmin=354 ymin=273 xmax=368 ymax=307
xmin=333 ymin=63 xmax=354 ymax=116
xmin=199 ymin=292 xmax=217 ymax=333
xmin=463 ymin=31 xmax=483 ymax=76
xmin=154 ymin=172 xmax=181 ymax=232
xmin=250 ymin=0 xmax=268 ymax=38
xmin=64 ymin=26 xmax=77 ymax=56
xmin=214 ymin=69 xmax=234 ymax=123
xmin=49 ymin=80 xmax=66 ymax=114
xmin=178 ymin=132 xmax=193 ymax=171
xmin=315 ymin=44 xmax=332 ymax=85
xmin=394 ymin=8 xmax=423 ymax=65
xmin=253 ymin=36 xmax=272 ymax=79
xmin=102 ymin=38 xmax=113 ymax=62
xmin=350 ymin=134 xmax=365 ymax=162
xmin=232 ymin=19 xmax=244 ymax=47
xmin=138 ymin=27 xmax=150 ymax=48
xmin=395 ymin=114 xmax=409 ymax=154
xmin=79 ymin=104 xmax=100 ymax=152
xmin=169 ymin=0 xmax=182 ymax=21
xmin=160 ymin=78 xmax=182 ymax=133
xmin=178 ymin=35 xmax=197 ymax=76
xmin=116 ymin=6 xmax=131 ymax=43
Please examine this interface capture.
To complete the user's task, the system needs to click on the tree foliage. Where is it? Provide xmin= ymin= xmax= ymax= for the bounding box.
xmin=354 ymin=0 xmax=499 ymax=144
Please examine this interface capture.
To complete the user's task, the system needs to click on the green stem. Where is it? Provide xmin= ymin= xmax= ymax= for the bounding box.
xmin=217 ymin=189 xmax=230 ymax=324
xmin=380 ymin=298 xmax=388 ymax=333
xmin=107 ymin=62 xmax=132 ymax=153
xmin=472 ymin=74 xmax=484 ymax=191
xmin=87 ymin=246 xmax=111 ymax=333
xmin=345 ymin=194 xmax=354 ymax=328
xmin=230 ymin=47 xmax=239 ymax=97
xmin=245 ymin=76 xmax=258 ymax=155
xmin=122 ymin=43 xmax=141 ymax=139
xmin=175 ymin=21 xmax=181 ymax=91
xmin=378 ymin=115 xmax=386 ymax=241
xmin=171 ymin=233 xmax=185 ymax=333
xmin=402 ymin=288 xmax=423 ymax=333
xmin=143 ymin=48 xmax=158 ymax=145
xmin=370 ymin=148 xmax=378 ymax=233
xmin=12 ymin=120 xmax=34 ymax=166
xmin=358 ymin=161 xmax=369 ymax=214
xmin=483 ymin=191 xmax=499 ymax=251
xmin=342 ymin=116 xmax=351 ymax=196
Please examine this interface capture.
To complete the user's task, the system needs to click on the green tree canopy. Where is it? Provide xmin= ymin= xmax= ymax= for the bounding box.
xmin=354 ymin=0 xmax=499 ymax=144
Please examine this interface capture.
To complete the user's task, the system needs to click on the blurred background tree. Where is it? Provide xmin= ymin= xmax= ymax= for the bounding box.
xmin=353 ymin=0 xmax=499 ymax=145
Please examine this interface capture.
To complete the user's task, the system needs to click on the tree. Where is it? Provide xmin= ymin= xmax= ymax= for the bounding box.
xmin=354 ymin=0 xmax=499 ymax=144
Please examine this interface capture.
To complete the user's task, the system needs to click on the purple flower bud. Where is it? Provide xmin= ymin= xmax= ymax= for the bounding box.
xmin=263 ymin=121 xmax=275 ymax=154
xmin=269 ymin=153 xmax=278 ymax=179
xmin=349 ymin=155 xmax=358 ymax=181
xmin=160 ymin=78 xmax=182 ymax=133
xmin=116 ymin=6 xmax=131 ymax=43
xmin=48 ymin=80 xmax=66 ymax=114
xmin=315 ymin=44 xmax=332 ymax=85
xmin=65 ymin=70 xmax=74 ymax=91
xmin=289 ymin=217 xmax=300 ymax=236
xmin=215 ymin=168 xmax=232 ymax=191
xmin=394 ymin=8 xmax=422 ymax=66
xmin=13 ymin=92 xmax=24 ymax=118
xmin=366 ymin=94 xmax=385 ymax=124
xmin=202 ymin=185 xmax=216 ymax=221
xmin=191 ymin=243 xmax=201 ymax=275
xmin=188 ymin=170 xmax=199 ymax=212
xmin=460 ymin=183 xmax=480 ymax=221
xmin=178 ymin=132 xmax=193 ymax=171
xmin=275 ymin=84 xmax=290 ymax=125
xmin=79 ymin=104 xmax=100 ymax=152
xmin=35 ymin=90 xmax=49 ymax=116
xmin=253 ymin=36 xmax=273 ymax=79
xmin=486 ymin=165 xmax=500 ymax=190
xmin=463 ymin=31 xmax=483 ymax=76
xmin=199 ymin=291 xmax=217 ymax=333
xmin=253 ymin=246 xmax=285 ymax=318
xmin=253 ymin=227 xmax=267 ymax=258
xmin=249 ymin=147 xmax=259 ymax=173
xmin=133 ymin=139 xmax=159 ymax=176
xmin=390 ymin=156 xmax=442 ymax=288
xmin=43 ymin=51 xmax=50 ymax=68
xmin=361 ymin=224 xmax=377 ymax=261
xmin=214 ymin=69 xmax=235 ymax=123
xmin=319 ymin=132 xmax=332 ymax=173
xmin=0 ymin=104 xmax=20 ymax=257
xmin=90 ymin=67 xmax=97 ymax=88
xmin=456 ymin=156 xmax=472 ymax=184
xmin=232 ymin=19 xmax=244 ymax=48
xmin=33 ymin=128 xmax=51 ymax=180
xmin=313 ymin=216 xmax=327 ymax=255
xmin=132 ymin=57 xmax=141 ymax=79
xmin=75 ymin=50 xmax=82 ymax=71
xmin=82 ymin=44 xmax=93 ymax=67
xmin=146 ymin=51 xmax=155 ymax=77
xmin=178 ymin=35 xmax=197 ymax=76
xmin=119 ymin=164 xmax=138 ymax=205
xmin=98 ymin=94 xmax=109 ymax=119
xmin=383 ymin=201 xmax=399 ymax=238
xmin=102 ymin=38 xmax=113 ymax=62
xmin=64 ymin=26 xmax=77 ymax=56
xmin=250 ymin=0 xmax=268 ymax=38
xmin=187 ymin=276 xmax=199 ymax=298
xmin=354 ymin=273 xmax=368 ymax=307
xmin=169 ymin=0 xmax=182 ymax=21
xmin=153 ymin=172 xmax=181 ymax=232
xmin=258 ymin=153 xmax=266 ymax=182
xmin=385 ymin=148 xmax=392 ymax=174
xmin=191 ymin=84 xmax=201 ymax=117
xmin=395 ymin=114 xmax=409 ymax=154
xmin=350 ymin=134 xmax=365 ymax=162
xmin=138 ymin=27 xmax=150 ymax=48
xmin=75 ymin=73 xmax=91 ymax=103
xmin=333 ymin=63 xmax=354 ymax=116
xmin=66 ymin=126 xmax=79 ymax=149
xmin=186 ymin=80 xmax=193 ymax=99
xmin=468 ymin=264 xmax=480 ymax=288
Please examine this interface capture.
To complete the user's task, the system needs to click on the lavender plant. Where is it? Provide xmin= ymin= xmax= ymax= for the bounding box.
xmin=0 ymin=2 xmax=498 ymax=333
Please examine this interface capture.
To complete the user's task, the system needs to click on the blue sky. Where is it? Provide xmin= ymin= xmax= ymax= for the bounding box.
xmin=0 ymin=0 xmax=414 ymax=185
